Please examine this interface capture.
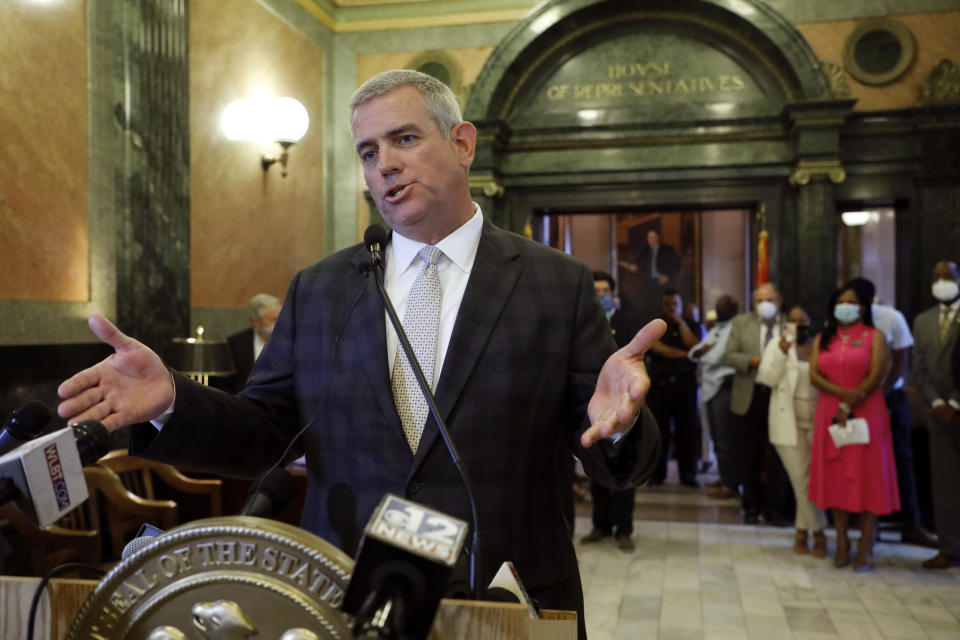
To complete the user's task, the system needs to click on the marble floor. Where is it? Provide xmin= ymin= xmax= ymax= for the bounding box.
xmin=574 ymin=484 xmax=960 ymax=640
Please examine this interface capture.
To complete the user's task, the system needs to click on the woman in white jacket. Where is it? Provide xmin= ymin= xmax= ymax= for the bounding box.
xmin=756 ymin=305 xmax=829 ymax=556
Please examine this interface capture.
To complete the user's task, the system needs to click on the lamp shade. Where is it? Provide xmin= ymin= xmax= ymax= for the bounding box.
xmin=164 ymin=338 xmax=236 ymax=376
xmin=220 ymin=95 xmax=309 ymax=144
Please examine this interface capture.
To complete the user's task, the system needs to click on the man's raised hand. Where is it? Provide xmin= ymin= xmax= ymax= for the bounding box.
xmin=57 ymin=314 xmax=175 ymax=430
xmin=582 ymin=319 xmax=667 ymax=447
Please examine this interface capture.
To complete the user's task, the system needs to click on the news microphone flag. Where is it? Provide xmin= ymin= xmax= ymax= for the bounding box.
xmin=0 ymin=427 xmax=89 ymax=527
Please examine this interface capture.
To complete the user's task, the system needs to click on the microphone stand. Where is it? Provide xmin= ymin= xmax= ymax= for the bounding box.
xmin=367 ymin=242 xmax=484 ymax=601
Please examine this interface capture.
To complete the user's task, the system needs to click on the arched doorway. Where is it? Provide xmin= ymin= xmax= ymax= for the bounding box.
xmin=465 ymin=0 xmax=850 ymax=320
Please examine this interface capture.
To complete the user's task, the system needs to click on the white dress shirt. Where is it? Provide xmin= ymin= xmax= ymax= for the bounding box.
xmin=688 ymin=321 xmax=735 ymax=402
xmin=384 ymin=207 xmax=483 ymax=389
xmin=871 ymin=304 xmax=913 ymax=390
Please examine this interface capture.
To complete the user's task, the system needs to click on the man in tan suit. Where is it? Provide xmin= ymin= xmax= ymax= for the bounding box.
xmin=912 ymin=260 xmax=960 ymax=569
xmin=722 ymin=283 xmax=789 ymax=524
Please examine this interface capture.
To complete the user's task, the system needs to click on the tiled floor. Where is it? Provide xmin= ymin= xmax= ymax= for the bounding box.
xmin=574 ymin=483 xmax=960 ymax=640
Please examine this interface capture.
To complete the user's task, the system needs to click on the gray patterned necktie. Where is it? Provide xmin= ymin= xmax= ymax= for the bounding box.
xmin=392 ymin=245 xmax=443 ymax=453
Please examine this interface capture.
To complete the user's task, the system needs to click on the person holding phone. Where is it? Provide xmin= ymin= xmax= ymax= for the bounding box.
xmin=808 ymin=286 xmax=899 ymax=572
xmin=756 ymin=306 xmax=828 ymax=557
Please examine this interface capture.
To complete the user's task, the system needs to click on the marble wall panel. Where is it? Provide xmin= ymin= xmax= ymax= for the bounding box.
xmin=797 ymin=11 xmax=960 ymax=110
xmin=190 ymin=0 xmax=326 ymax=309
xmin=0 ymin=0 xmax=88 ymax=302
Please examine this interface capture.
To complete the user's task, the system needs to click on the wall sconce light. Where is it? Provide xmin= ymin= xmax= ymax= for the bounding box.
xmin=841 ymin=210 xmax=873 ymax=226
xmin=221 ymin=93 xmax=309 ymax=177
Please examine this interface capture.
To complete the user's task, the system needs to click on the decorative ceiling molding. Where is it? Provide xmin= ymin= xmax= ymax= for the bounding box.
xmin=294 ymin=0 xmax=537 ymax=32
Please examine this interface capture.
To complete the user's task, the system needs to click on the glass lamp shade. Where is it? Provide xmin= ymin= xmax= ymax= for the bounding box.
xmin=841 ymin=211 xmax=872 ymax=226
xmin=220 ymin=96 xmax=309 ymax=144
xmin=164 ymin=338 xmax=236 ymax=376
xmin=270 ymin=97 xmax=309 ymax=143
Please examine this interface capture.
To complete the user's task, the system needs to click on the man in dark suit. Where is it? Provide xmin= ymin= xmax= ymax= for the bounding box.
xmin=912 ymin=260 xmax=960 ymax=569
xmin=620 ymin=229 xmax=681 ymax=323
xmin=218 ymin=293 xmax=282 ymax=393
xmin=646 ymin=288 xmax=703 ymax=487
xmin=580 ymin=271 xmax=642 ymax=551
xmin=57 ymin=70 xmax=663 ymax=637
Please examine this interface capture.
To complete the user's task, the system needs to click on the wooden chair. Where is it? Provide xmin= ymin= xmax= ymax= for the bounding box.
xmin=77 ymin=465 xmax=178 ymax=559
xmin=0 ymin=502 xmax=100 ymax=576
xmin=97 ymin=450 xmax=223 ymax=520
xmin=0 ymin=466 xmax=177 ymax=576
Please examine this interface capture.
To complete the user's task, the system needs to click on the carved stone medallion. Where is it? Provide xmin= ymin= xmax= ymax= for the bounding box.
xmin=67 ymin=516 xmax=354 ymax=639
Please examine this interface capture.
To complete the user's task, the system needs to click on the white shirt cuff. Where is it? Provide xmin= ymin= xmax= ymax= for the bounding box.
xmin=149 ymin=399 xmax=176 ymax=431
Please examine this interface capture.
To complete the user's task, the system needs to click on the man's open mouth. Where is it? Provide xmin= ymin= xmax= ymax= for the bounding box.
xmin=386 ymin=184 xmax=409 ymax=198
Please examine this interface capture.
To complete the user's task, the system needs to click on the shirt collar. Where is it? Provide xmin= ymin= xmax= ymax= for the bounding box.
xmin=943 ymin=298 xmax=960 ymax=313
xmin=389 ymin=205 xmax=483 ymax=274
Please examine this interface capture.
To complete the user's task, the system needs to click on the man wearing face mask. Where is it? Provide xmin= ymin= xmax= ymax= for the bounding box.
xmin=689 ymin=296 xmax=740 ymax=500
xmin=843 ymin=278 xmax=937 ymax=549
xmin=220 ymin=293 xmax=283 ymax=394
xmin=722 ymin=283 xmax=790 ymax=524
xmin=912 ymin=261 xmax=960 ymax=569
xmin=581 ymin=272 xmax=643 ymax=551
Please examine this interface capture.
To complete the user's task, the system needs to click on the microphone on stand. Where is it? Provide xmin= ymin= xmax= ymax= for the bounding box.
xmin=342 ymin=494 xmax=469 ymax=640
xmin=362 ymin=224 xmax=484 ymax=601
xmin=239 ymin=468 xmax=297 ymax=518
xmin=122 ymin=469 xmax=298 ymax=560
xmin=0 ymin=419 xmax=111 ymax=526
xmin=0 ymin=401 xmax=52 ymax=456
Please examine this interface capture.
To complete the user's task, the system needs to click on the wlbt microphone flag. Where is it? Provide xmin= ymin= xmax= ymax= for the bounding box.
xmin=0 ymin=420 xmax=110 ymax=527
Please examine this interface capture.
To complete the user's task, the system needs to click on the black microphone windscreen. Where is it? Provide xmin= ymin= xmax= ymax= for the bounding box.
xmin=241 ymin=468 xmax=296 ymax=518
xmin=71 ymin=420 xmax=111 ymax=466
xmin=364 ymin=225 xmax=388 ymax=253
xmin=5 ymin=402 xmax=51 ymax=440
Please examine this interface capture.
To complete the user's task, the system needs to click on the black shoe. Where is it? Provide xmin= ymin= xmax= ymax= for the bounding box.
xmin=743 ymin=509 xmax=760 ymax=524
xmin=580 ymin=529 xmax=611 ymax=544
xmin=616 ymin=534 xmax=635 ymax=552
xmin=901 ymin=526 xmax=938 ymax=548
xmin=761 ymin=510 xmax=790 ymax=527
xmin=680 ymin=477 xmax=700 ymax=489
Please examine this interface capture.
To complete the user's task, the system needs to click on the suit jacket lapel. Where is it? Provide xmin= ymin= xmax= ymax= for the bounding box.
xmin=409 ymin=223 xmax=522 ymax=471
xmin=348 ymin=246 xmax=408 ymax=451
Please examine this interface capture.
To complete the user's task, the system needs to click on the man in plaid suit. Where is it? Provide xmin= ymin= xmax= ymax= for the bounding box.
xmin=58 ymin=71 xmax=663 ymax=636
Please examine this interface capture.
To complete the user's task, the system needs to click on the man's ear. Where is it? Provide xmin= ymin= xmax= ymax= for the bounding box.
xmin=449 ymin=121 xmax=477 ymax=168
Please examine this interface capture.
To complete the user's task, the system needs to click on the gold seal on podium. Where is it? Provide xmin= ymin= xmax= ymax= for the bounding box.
xmin=67 ymin=516 xmax=354 ymax=639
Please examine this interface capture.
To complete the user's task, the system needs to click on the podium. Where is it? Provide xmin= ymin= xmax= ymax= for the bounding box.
xmin=0 ymin=577 xmax=576 ymax=639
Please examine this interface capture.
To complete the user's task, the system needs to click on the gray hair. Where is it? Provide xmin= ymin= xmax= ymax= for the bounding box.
xmin=248 ymin=293 xmax=280 ymax=320
xmin=350 ymin=70 xmax=462 ymax=139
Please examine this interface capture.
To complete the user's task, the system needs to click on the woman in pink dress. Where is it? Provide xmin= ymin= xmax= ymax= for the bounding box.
xmin=809 ymin=286 xmax=899 ymax=572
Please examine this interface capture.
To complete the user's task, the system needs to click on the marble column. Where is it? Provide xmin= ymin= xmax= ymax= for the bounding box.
xmin=791 ymin=181 xmax=839 ymax=326
xmin=112 ymin=0 xmax=191 ymax=352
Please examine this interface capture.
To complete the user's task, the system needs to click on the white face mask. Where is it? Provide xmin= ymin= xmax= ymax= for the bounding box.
xmin=834 ymin=303 xmax=861 ymax=325
xmin=756 ymin=300 xmax=778 ymax=320
xmin=932 ymin=279 xmax=960 ymax=303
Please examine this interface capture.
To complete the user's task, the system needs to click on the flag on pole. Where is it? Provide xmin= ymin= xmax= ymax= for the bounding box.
xmin=756 ymin=204 xmax=769 ymax=286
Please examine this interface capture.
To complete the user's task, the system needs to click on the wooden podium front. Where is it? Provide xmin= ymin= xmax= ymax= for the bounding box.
xmin=1 ymin=577 xmax=576 ymax=639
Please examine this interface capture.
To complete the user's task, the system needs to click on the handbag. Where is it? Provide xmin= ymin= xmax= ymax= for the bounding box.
xmin=828 ymin=417 xmax=870 ymax=448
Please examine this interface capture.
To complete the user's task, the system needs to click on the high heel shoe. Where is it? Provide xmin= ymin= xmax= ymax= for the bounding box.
xmin=812 ymin=530 xmax=827 ymax=558
xmin=794 ymin=530 xmax=809 ymax=555
xmin=834 ymin=535 xmax=850 ymax=568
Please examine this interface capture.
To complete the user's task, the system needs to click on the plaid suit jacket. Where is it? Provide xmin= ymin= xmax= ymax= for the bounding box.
xmin=132 ymin=221 xmax=659 ymax=612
